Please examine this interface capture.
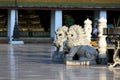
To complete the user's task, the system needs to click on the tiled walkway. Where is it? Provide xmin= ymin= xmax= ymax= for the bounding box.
xmin=0 ymin=44 xmax=120 ymax=80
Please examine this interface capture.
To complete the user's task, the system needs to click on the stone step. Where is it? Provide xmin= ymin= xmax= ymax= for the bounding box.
xmin=21 ymin=37 xmax=53 ymax=43
xmin=0 ymin=37 xmax=8 ymax=43
xmin=66 ymin=60 xmax=96 ymax=66
xmin=0 ymin=37 xmax=53 ymax=43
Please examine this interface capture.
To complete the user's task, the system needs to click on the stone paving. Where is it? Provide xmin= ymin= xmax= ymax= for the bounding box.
xmin=0 ymin=44 xmax=120 ymax=80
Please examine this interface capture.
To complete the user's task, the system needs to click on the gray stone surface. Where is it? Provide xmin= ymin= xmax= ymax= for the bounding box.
xmin=0 ymin=44 xmax=119 ymax=80
xmin=52 ymin=51 xmax=65 ymax=62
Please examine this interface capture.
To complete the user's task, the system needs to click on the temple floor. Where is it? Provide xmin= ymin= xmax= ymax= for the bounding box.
xmin=0 ymin=44 xmax=120 ymax=80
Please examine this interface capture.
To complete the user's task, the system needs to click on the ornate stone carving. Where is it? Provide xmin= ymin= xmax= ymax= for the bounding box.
xmin=66 ymin=45 xmax=98 ymax=64
xmin=98 ymin=17 xmax=107 ymax=61
xmin=84 ymin=18 xmax=92 ymax=42
xmin=98 ymin=17 xmax=107 ymax=37
xmin=109 ymin=40 xmax=120 ymax=68
xmin=53 ymin=22 xmax=99 ymax=65
xmin=52 ymin=26 xmax=68 ymax=62
xmin=66 ymin=25 xmax=90 ymax=49
xmin=54 ymin=26 xmax=68 ymax=52
xmin=66 ymin=25 xmax=98 ymax=65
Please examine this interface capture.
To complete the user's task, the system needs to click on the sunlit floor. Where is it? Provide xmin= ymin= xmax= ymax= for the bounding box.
xmin=0 ymin=44 xmax=120 ymax=80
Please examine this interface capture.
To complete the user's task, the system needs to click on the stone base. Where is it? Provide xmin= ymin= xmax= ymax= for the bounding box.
xmin=52 ymin=51 xmax=65 ymax=62
xmin=10 ymin=41 xmax=24 ymax=44
xmin=97 ymin=58 xmax=108 ymax=64
xmin=66 ymin=60 xmax=96 ymax=66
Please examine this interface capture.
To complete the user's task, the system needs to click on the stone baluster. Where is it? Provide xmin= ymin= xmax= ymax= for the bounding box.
xmin=84 ymin=18 xmax=92 ymax=42
xmin=98 ymin=17 xmax=107 ymax=64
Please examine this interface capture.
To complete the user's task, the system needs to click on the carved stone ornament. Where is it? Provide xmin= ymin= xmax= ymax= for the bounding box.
xmin=66 ymin=25 xmax=90 ymax=49
xmin=66 ymin=25 xmax=98 ymax=65
xmin=54 ymin=26 xmax=68 ymax=52
xmin=84 ymin=18 xmax=92 ymax=42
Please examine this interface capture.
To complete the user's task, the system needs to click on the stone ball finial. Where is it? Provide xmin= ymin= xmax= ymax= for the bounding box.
xmin=84 ymin=18 xmax=92 ymax=25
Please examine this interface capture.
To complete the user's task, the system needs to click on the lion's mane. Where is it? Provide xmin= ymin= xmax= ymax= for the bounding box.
xmin=66 ymin=25 xmax=90 ymax=48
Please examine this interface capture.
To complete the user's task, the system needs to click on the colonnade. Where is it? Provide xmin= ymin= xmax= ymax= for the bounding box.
xmin=7 ymin=10 xmax=107 ymax=44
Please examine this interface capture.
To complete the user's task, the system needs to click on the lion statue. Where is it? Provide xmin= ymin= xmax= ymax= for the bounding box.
xmin=66 ymin=25 xmax=90 ymax=48
xmin=54 ymin=26 xmax=68 ymax=52
xmin=66 ymin=25 xmax=98 ymax=65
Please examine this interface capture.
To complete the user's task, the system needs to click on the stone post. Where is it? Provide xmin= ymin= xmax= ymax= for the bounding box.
xmin=98 ymin=17 xmax=107 ymax=64
xmin=51 ymin=10 xmax=62 ymax=41
xmin=8 ymin=10 xmax=15 ymax=43
xmin=84 ymin=18 xmax=92 ymax=42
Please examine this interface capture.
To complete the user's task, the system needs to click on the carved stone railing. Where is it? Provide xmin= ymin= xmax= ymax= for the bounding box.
xmin=104 ymin=27 xmax=120 ymax=67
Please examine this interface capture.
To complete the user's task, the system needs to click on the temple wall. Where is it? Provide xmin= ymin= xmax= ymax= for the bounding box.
xmin=0 ymin=0 xmax=120 ymax=3
xmin=19 ymin=0 xmax=120 ymax=3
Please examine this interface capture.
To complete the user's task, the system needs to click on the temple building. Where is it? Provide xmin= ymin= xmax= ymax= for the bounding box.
xmin=0 ymin=0 xmax=120 ymax=43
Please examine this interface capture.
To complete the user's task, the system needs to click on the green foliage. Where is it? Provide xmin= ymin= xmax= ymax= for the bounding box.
xmin=64 ymin=15 xmax=75 ymax=27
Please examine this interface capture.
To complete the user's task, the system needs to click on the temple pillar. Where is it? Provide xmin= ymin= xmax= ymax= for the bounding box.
xmin=94 ymin=10 xmax=107 ymax=28
xmin=8 ymin=9 xmax=16 ymax=43
xmin=51 ymin=10 xmax=62 ymax=40
xmin=99 ymin=10 xmax=107 ymax=19
xmin=8 ymin=9 xmax=24 ymax=44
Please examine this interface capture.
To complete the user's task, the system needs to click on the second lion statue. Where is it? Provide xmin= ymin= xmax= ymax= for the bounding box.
xmin=66 ymin=25 xmax=98 ymax=65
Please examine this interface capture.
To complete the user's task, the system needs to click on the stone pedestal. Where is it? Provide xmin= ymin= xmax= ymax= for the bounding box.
xmin=66 ymin=60 xmax=96 ymax=66
xmin=52 ymin=51 xmax=65 ymax=62
xmin=97 ymin=58 xmax=108 ymax=64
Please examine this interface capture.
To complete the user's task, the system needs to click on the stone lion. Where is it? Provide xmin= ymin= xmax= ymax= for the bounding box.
xmin=66 ymin=25 xmax=90 ymax=48
xmin=66 ymin=25 xmax=98 ymax=64
xmin=54 ymin=26 xmax=68 ymax=52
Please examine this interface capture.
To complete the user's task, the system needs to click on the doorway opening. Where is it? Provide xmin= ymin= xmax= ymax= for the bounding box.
xmin=18 ymin=10 xmax=51 ymax=37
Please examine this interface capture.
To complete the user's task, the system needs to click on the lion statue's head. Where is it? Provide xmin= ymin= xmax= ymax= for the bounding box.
xmin=55 ymin=26 xmax=68 ymax=41
xmin=55 ymin=26 xmax=68 ymax=51
xmin=66 ymin=25 xmax=90 ymax=48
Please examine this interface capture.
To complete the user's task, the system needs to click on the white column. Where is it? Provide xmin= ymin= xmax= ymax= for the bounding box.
xmin=8 ymin=9 xmax=16 ymax=43
xmin=8 ymin=10 xmax=24 ymax=44
xmin=50 ymin=10 xmax=62 ymax=40
xmin=94 ymin=11 xmax=107 ymax=28
xmin=98 ymin=17 xmax=107 ymax=58
xmin=99 ymin=11 xmax=107 ymax=19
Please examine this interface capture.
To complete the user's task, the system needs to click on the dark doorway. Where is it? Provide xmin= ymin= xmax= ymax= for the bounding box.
xmin=0 ymin=9 xmax=7 ymax=37
xmin=18 ymin=10 xmax=51 ymax=37
xmin=107 ymin=11 xmax=120 ymax=27
xmin=63 ymin=10 xmax=94 ymax=27
xmin=0 ymin=9 xmax=8 ymax=43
